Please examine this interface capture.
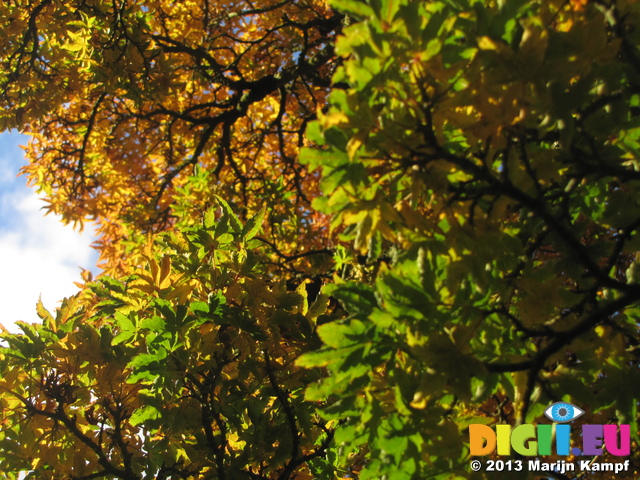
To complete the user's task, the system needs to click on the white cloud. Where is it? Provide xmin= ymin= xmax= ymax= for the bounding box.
xmin=0 ymin=131 xmax=99 ymax=332
xmin=0 ymin=189 xmax=98 ymax=332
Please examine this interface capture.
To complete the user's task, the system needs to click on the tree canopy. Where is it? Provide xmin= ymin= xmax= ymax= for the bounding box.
xmin=2 ymin=0 xmax=640 ymax=479
xmin=6 ymin=0 xmax=340 ymax=275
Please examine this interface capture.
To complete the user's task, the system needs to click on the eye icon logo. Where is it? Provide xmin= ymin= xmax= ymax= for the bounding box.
xmin=544 ymin=402 xmax=585 ymax=423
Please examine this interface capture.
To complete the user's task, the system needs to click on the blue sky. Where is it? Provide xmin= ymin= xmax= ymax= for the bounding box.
xmin=0 ymin=131 xmax=99 ymax=331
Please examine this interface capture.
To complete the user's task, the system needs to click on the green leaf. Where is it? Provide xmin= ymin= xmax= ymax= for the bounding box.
xmin=329 ymin=0 xmax=375 ymax=18
xmin=204 ymin=206 xmax=216 ymax=229
xmin=130 ymin=405 xmax=161 ymax=426
xmin=129 ymin=347 xmax=168 ymax=368
xmin=35 ymin=297 xmax=54 ymax=325
xmin=316 ymin=320 xmax=367 ymax=348
xmin=214 ymin=195 xmax=242 ymax=233
xmin=190 ymin=301 xmax=209 ymax=314
xmin=242 ymin=207 xmax=266 ymax=241
xmin=325 ymin=282 xmax=377 ymax=315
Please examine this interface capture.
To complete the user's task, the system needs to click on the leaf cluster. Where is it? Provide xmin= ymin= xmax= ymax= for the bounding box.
xmin=298 ymin=0 xmax=640 ymax=477
xmin=0 ymin=202 xmax=333 ymax=479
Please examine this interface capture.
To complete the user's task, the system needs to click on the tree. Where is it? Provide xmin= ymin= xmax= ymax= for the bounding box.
xmin=1 ymin=0 xmax=640 ymax=479
xmin=300 ymin=0 xmax=640 ymax=478
xmin=4 ymin=0 xmax=341 ymax=275
xmin=1 ymin=1 xmax=341 ymax=478
xmin=0 ymin=211 xmax=334 ymax=479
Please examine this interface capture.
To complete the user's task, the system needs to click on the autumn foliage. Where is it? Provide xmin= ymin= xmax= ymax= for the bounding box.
xmin=2 ymin=0 xmax=640 ymax=479
xmin=6 ymin=0 xmax=340 ymax=275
